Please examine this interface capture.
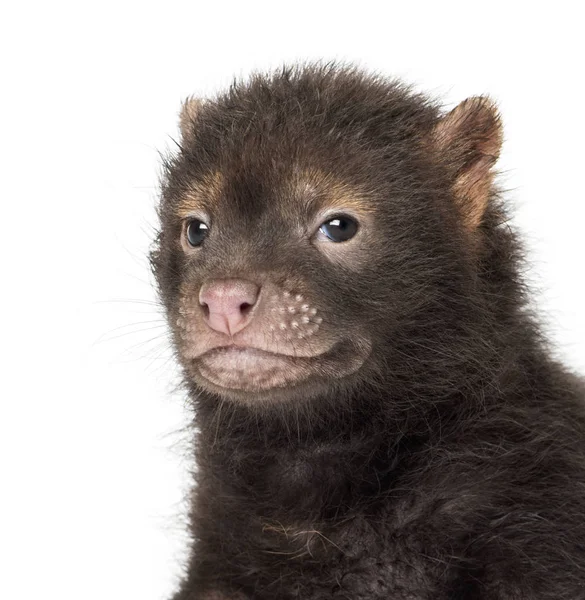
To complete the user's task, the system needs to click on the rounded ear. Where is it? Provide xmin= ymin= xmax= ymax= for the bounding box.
xmin=179 ymin=96 xmax=204 ymax=143
xmin=431 ymin=96 xmax=503 ymax=230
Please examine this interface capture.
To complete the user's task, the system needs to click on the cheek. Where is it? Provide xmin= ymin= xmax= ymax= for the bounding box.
xmin=316 ymin=248 xmax=371 ymax=272
xmin=266 ymin=291 xmax=323 ymax=339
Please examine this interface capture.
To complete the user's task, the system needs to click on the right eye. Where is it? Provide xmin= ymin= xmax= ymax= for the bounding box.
xmin=185 ymin=219 xmax=209 ymax=247
xmin=318 ymin=215 xmax=359 ymax=243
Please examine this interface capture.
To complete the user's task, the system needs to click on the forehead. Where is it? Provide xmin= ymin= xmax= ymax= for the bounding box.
xmin=174 ymin=167 xmax=375 ymax=219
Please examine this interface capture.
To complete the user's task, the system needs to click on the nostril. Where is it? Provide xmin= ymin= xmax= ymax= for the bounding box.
xmin=200 ymin=302 xmax=210 ymax=318
xmin=240 ymin=302 xmax=253 ymax=316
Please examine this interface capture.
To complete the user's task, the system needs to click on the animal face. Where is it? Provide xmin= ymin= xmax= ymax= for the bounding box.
xmin=151 ymin=66 xmax=501 ymax=406
xmin=159 ymin=165 xmax=379 ymax=403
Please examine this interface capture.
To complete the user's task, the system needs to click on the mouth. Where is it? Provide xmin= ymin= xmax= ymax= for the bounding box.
xmin=186 ymin=337 xmax=372 ymax=399
xmin=196 ymin=345 xmax=322 ymax=391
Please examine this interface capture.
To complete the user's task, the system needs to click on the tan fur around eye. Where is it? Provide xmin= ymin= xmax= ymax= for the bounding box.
xmin=176 ymin=170 xmax=224 ymax=218
xmin=295 ymin=167 xmax=374 ymax=215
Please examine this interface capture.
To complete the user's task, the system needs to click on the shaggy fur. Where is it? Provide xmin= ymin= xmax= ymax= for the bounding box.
xmin=151 ymin=63 xmax=585 ymax=599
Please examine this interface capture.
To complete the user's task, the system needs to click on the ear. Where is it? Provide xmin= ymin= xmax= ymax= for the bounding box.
xmin=431 ymin=97 xmax=503 ymax=230
xmin=179 ymin=97 xmax=203 ymax=143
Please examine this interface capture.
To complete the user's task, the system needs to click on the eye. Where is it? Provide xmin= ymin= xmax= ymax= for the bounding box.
xmin=185 ymin=219 xmax=209 ymax=247
xmin=318 ymin=215 xmax=359 ymax=242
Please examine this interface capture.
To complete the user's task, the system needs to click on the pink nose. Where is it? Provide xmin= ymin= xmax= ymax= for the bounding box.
xmin=199 ymin=279 xmax=260 ymax=336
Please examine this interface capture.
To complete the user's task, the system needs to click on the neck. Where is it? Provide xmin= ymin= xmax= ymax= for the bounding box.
xmin=190 ymin=380 xmax=454 ymax=523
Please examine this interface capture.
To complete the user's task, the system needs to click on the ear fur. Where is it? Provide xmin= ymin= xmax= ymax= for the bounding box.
xmin=179 ymin=97 xmax=203 ymax=143
xmin=432 ymin=97 xmax=503 ymax=230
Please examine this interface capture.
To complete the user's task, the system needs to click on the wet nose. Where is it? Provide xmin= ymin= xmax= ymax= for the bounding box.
xmin=199 ymin=279 xmax=260 ymax=336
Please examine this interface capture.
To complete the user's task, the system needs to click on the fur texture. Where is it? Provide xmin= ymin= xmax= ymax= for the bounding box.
xmin=151 ymin=63 xmax=585 ymax=599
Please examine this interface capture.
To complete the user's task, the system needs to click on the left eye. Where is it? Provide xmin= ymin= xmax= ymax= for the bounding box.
xmin=318 ymin=215 xmax=359 ymax=242
xmin=185 ymin=219 xmax=209 ymax=247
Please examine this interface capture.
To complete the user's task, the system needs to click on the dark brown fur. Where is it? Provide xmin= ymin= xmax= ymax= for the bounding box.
xmin=151 ymin=63 xmax=585 ymax=599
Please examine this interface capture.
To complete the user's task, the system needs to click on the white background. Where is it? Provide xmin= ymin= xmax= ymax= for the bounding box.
xmin=1 ymin=2 xmax=584 ymax=599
